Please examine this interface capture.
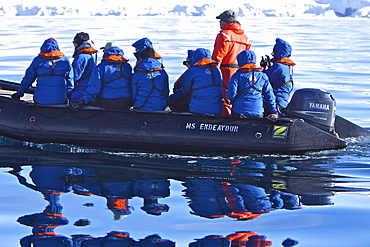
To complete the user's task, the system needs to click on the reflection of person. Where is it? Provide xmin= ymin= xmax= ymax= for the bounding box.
xmin=71 ymin=166 xmax=170 ymax=220
xmin=12 ymin=38 xmax=73 ymax=104
xmin=169 ymin=48 xmax=223 ymax=115
xmin=18 ymin=198 xmax=71 ymax=247
xmin=226 ymin=231 xmax=272 ymax=247
xmin=74 ymin=231 xmax=136 ymax=246
xmin=9 ymin=166 xmax=76 ymax=247
xmin=132 ymin=47 xmax=169 ymax=111
xmin=226 ymin=50 xmax=278 ymax=119
xmin=189 ymin=235 xmax=230 ymax=246
xmin=182 ymin=159 xmax=302 ymax=220
xmin=69 ymin=42 xmax=133 ymax=110
xmin=183 ymin=179 xmax=268 ymax=220
xmin=138 ymin=234 xmax=175 ymax=247
xmin=69 ymin=32 xmax=98 ymax=104
xmin=263 ymin=38 xmax=296 ymax=113
xmin=212 ymin=10 xmax=251 ymax=96
xmin=189 ymin=232 xmax=273 ymax=247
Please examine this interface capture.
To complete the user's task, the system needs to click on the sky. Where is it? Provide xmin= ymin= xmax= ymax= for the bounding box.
xmin=1 ymin=0 xmax=370 ymax=18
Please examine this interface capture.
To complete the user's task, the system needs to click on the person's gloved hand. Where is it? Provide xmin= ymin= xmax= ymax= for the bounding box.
xmin=11 ymin=92 xmax=23 ymax=100
xmin=267 ymin=109 xmax=279 ymax=121
xmin=68 ymin=99 xmax=85 ymax=111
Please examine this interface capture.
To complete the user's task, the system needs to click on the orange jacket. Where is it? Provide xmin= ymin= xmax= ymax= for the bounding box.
xmin=212 ymin=22 xmax=251 ymax=68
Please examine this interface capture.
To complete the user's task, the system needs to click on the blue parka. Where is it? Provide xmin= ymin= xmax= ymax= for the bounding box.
xmin=81 ymin=46 xmax=132 ymax=105
xmin=18 ymin=38 xmax=73 ymax=105
xmin=171 ymin=48 xmax=223 ymax=115
xmin=264 ymin=38 xmax=295 ymax=109
xmin=227 ymin=50 xmax=277 ymax=116
xmin=132 ymin=58 xmax=169 ymax=111
xmin=70 ymin=41 xmax=97 ymax=103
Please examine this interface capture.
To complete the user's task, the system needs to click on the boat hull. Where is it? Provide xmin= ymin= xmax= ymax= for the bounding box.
xmin=0 ymin=96 xmax=347 ymax=155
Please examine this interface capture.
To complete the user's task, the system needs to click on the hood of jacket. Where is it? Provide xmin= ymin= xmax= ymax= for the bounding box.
xmin=186 ymin=49 xmax=196 ymax=66
xmin=135 ymin=57 xmax=162 ymax=71
xmin=132 ymin=38 xmax=153 ymax=51
xmin=132 ymin=38 xmax=153 ymax=60
xmin=103 ymin=46 xmax=124 ymax=58
xmin=75 ymin=41 xmax=92 ymax=51
xmin=222 ymin=22 xmax=245 ymax=35
xmin=273 ymin=38 xmax=292 ymax=59
xmin=40 ymin=38 xmax=60 ymax=53
xmin=237 ymin=50 xmax=256 ymax=66
xmin=192 ymin=48 xmax=211 ymax=64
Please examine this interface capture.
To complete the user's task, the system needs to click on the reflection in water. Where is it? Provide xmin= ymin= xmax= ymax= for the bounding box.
xmin=72 ymin=232 xmax=175 ymax=246
xmin=71 ymin=166 xmax=170 ymax=220
xmin=10 ymin=166 xmax=75 ymax=246
xmin=183 ymin=160 xmax=301 ymax=220
xmin=2 ymin=140 xmax=369 ymax=246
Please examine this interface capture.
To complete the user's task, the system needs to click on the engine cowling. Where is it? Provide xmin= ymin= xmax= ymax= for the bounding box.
xmin=285 ymin=88 xmax=336 ymax=133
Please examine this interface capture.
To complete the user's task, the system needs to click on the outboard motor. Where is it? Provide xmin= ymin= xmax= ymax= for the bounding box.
xmin=285 ymin=88 xmax=336 ymax=133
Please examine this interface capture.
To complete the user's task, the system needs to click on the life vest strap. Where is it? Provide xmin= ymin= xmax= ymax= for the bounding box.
xmin=134 ymin=72 xmax=165 ymax=110
xmin=191 ymin=66 xmax=221 ymax=94
xmin=37 ymin=74 xmax=65 ymax=78
xmin=272 ymin=79 xmax=293 ymax=89
xmin=221 ymin=63 xmax=238 ymax=68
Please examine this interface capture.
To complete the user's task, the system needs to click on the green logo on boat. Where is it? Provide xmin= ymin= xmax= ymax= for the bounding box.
xmin=272 ymin=126 xmax=288 ymax=139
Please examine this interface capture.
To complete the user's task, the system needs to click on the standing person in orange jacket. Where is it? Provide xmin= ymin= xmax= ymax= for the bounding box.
xmin=212 ymin=10 xmax=251 ymax=97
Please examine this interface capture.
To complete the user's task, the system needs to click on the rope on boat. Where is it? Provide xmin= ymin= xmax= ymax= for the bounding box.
xmin=132 ymin=110 xmax=173 ymax=124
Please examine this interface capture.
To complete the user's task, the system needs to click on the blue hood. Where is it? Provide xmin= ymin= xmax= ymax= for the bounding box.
xmin=186 ymin=49 xmax=196 ymax=66
xmin=132 ymin=38 xmax=153 ymax=51
xmin=273 ymin=38 xmax=292 ymax=59
xmin=192 ymin=48 xmax=211 ymax=64
xmin=237 ymin=50 xmax=256 ymax=66
xmin=40 ymin=38 xmax=60 ymax=53
xmin=103 ymin=46 xmax=124 ymax=58
xmin=136 ymin=57 xmax=162 ymax=71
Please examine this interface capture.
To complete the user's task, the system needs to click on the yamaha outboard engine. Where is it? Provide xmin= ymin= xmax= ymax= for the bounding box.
xmin=285 ymin=88 xmax=336 ymax=133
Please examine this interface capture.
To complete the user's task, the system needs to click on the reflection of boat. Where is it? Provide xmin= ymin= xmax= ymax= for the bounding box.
xmin=2 ymin=144 xmax=359 ymax=207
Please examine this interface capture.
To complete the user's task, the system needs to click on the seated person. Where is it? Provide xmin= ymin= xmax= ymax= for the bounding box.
xmin=69 ymin=32 xmax=98 ymax=104
xmin=12 ymin=38 xmax=73 ymax=105
xmin=168 ymin=50 xmax=195 ymax=112
xmin=169 ymin=48 xmax=223 ymax=115
xmin=132 ymin=47 xmax=169 ymax=111
xmin=226 ymin=50 xmax=278 ymax=118
xmin=262 ymin=38 xmax=296 ymax=113
xmin=69 ymin=42 xmax=133 ymax=110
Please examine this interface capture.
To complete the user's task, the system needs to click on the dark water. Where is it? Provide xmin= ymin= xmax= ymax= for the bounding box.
xmin=0 ymin=135 xmax=369 ymax=247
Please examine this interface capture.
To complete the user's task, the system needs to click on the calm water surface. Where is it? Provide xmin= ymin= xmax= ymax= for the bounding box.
xmin=0 ymin=17 xmax=369 ymax=246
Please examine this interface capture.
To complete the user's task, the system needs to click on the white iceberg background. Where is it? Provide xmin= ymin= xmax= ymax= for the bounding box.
xmin=1 ymin=0 xmax=370 ymax=18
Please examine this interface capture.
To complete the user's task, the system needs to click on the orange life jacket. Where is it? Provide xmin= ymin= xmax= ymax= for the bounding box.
xmin=275 ymin=57 xmax=296 ymax=66
xmin=237 ymin=63 xmax=264 ymax=72
xmin=38 ymin=50 xmax=64 ymax=60
xmin=73 ymin=47 xmax=98 ymax=58
xmin=102 ymin=55 xmax=128 ymax=63
xmin=193 ymin=58 xmax=219 ymax=67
